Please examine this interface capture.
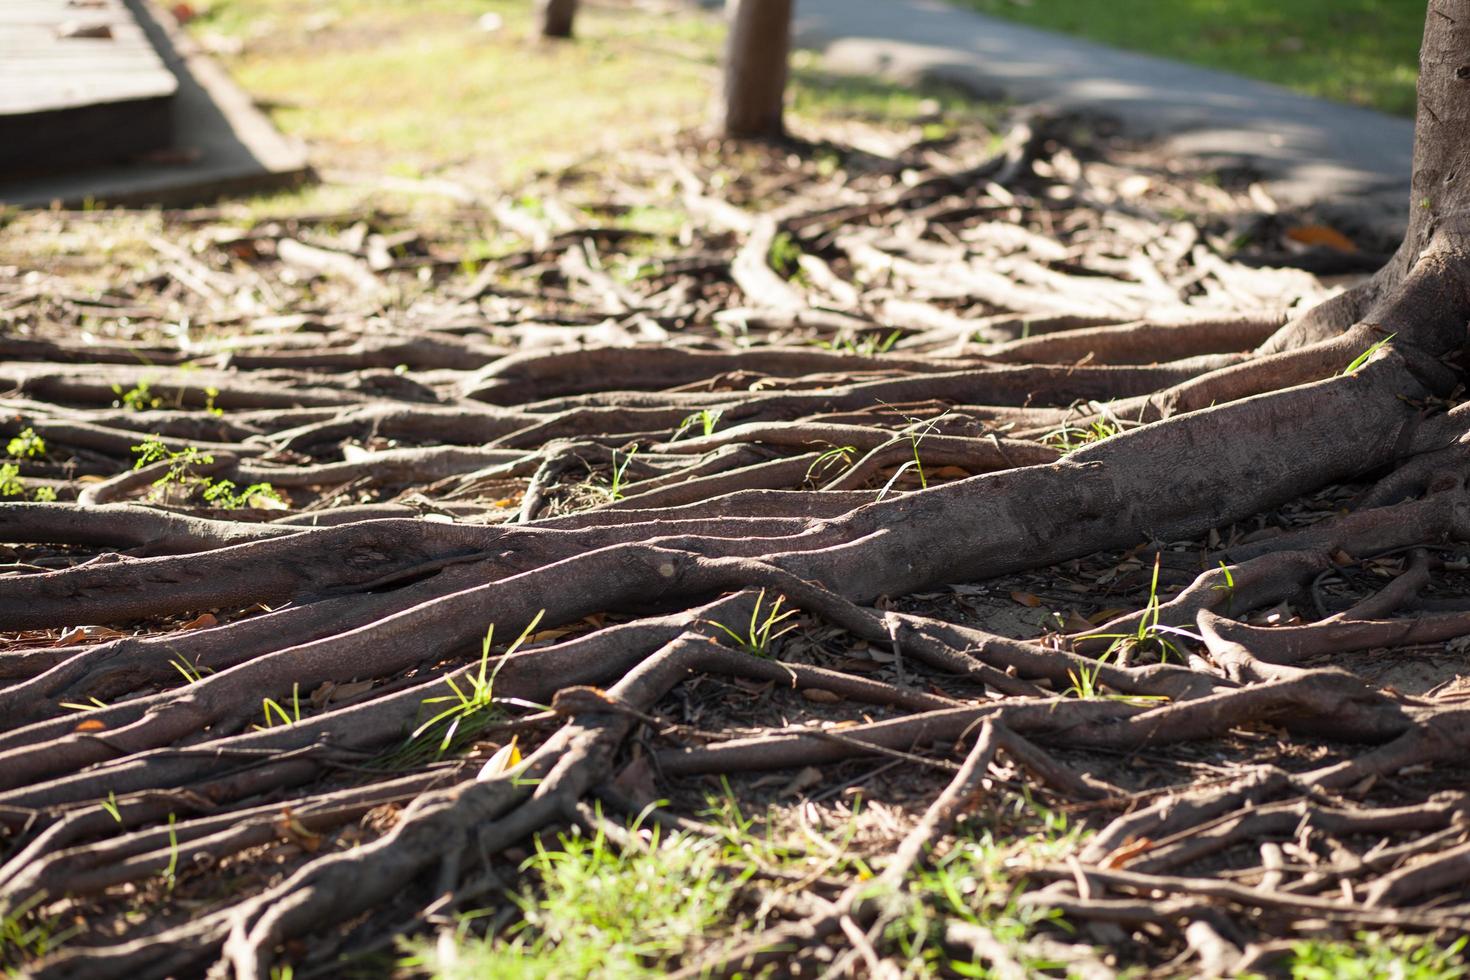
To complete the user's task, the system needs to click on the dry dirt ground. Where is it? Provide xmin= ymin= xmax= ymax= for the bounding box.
xmin=2 ymin=107 xmax=1470 ymax=978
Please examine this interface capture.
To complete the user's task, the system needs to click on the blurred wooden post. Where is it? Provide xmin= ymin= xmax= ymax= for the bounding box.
xmin=537 ymin=0 xmax=577 ymax=38
xmin=718 ymin=0 xmax=793 ymax=139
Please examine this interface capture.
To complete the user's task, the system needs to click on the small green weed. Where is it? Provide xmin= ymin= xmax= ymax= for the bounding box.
xmin=875 ymin=410 xmax=951 ymax=500
xmin=1084 ymin=554 xmax=1193 ymax=667
xmin=0 ymin=464 xmax=23 ymax=500
xmin=884 ymin=801 xmax=1084 ymax=976
xmin=133 ymin=436 xmax=212 ymax=485
xmin=1045 ymin=419 xmax=1119 ymax=454
xmin=603 ymin=447 xmax=636 ymax=501
xmin=201 ymin=479 xmax=284 ymax=510
xmin=1064 ymin=654 xmax=1108 ymax=700
xmin=2 ymin=432 xmax=61 ymax=501
xmin=708 ymin=590 xmax=798 ymax=658
xmin=671 ymin=408 xmax=723 ymax=441
xmin=411 ymin=611 xmax=545 ymax=756
xmin=112 ymin=380 xmax=161 ymax=412
xmin=5 ymin=428 xmax=44 ymax=459
xmin=1286 ymin=931 xmax=1467 ymax=979
xmin=1211 ymin=560 xmax=1237 ymax=613
xmin=59 ymin=697 xmax=107 ymax=712
xmin=169 ymin=656 xmax=208 ymax=685
xmin=767 ymin=230 xmax=804 ymax=279
xmin=131 ymin=437 xmax=280 ymax=509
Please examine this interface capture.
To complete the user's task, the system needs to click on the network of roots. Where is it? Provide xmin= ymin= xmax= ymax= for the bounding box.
xmin=2 ymin=112 xmax=1470 ymax=979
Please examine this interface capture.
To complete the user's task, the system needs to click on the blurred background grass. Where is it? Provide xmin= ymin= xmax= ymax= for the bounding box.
xmin=950 ymin=0 xmax=1422 ymax=116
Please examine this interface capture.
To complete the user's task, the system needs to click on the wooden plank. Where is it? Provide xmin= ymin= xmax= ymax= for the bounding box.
xmin=0 ymin=0 xmax=175 ymax=115
xmin=0 ymin=0 xmax=310 ymax=207
xmin=0 ymin=0 xmax=176 ymax=173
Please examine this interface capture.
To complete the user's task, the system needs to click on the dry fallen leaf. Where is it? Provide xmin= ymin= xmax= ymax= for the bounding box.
xmin=1285 ymin=224 xmax=1357 ymax=253
xmin=1102 ymin=836 xmax=1154 ymax=868
xmin=180 ymin=612 xmax=218 ymax=631
xmin=53 ymin=625 xmax=126 ymax=647
xmin=477 ymin=738 xmax=523 ymax=781
xmin=1010 ymin=591 xmax=1042 ymax=608
xmin=778 ymin=766 xmax=824 ymax=798
xmin=802 ymin=688 xmax=841 ymax=704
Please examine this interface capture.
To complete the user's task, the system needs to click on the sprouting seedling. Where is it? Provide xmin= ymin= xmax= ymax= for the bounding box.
xmin=413 ymin=609 xmax=546 ymax=754
xmin=99 ymin=791 xmax=123 ymax=824
xmin=1085 ymin=554 xmax=1196 ymax=666
xmin=874 ymin=410 xmax=952 ymax=500
xmin=0 ymin=463 xmax=24 ymax=499
xmin=257 ymin=684 xmax=301 ymax=730
xmin=169 ymin=657 xmax=208 ymax=685
xmin=606 ymin=447 xmax=637 ymax=501
xmin=1064 ymin=654 xmax=1107 ymax=700
xmin=202 ymin=386 xmax=223 ymax=417
xmin=161 ymin=813 xmax=179 ymax=891
xmin=1211 ymin=560 xmax=1236 ymax=613
xmin=5 ymin=427 xmax=45 ymax=459
xmin=112 ymin=380 xmax=161 ymax=411
xmin=201 ymin=479 xmax=283 ymax=510
xmin=806 ymin=444 xmax=856 ymax=483
xmin=709 ymin=590 xmax=799 ymax=658
xmin=767 ymin=230 xmax=803 ymax=278
xmin=132 ymin=437 xmax=214 ymax=488
xmin=1342 ymin=333 xmax=1395 ymax=375
xmin=672 ymin=408 xmax=723 ymax=441
xmin=132 ymin=437 xmax=280 ymax=508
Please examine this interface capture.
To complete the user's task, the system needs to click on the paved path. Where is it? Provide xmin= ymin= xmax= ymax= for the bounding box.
xmin=795 ymin=0 xmax=1413 ymax=231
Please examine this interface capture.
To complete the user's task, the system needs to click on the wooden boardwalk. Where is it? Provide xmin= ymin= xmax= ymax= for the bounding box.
xmin=0 ymin=0 xmax=177 ymax=174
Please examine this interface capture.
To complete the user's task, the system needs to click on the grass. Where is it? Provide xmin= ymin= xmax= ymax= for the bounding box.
xmin=1343 ymin=332 xmax=1396 ymax=374
xmin=882 ymin=803 xmax=1084 ymax=977
xmin=400 ymin=781 xmax=1093 ymax=978
xmin=707 ymin=589 xmax=798 ymax=657
xmin=400 ymin=815 xmax=752 ymax=978
xmin=1282 ymin=931 xmax=1468 ymax=979
xmin=190 ymin=0 xmax=725 ymax=187
xmin=1 ymin=892 xmax=79 ymax=974
xmin=1044 ymin=418 xmax=1120 ymax=454
xmin=671 ymin=408 xmax=724 ymax=442
xmin=178 ymin=0 xmax=1012 ymax=223
xmin=948 ymin=0 xmax=1423 ymax=116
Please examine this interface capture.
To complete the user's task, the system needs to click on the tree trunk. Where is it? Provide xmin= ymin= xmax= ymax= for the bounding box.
xmin=536 ymin=0 xmax=577 ymax=39
xmin=718 ymin=0 xmax=793 ymax=139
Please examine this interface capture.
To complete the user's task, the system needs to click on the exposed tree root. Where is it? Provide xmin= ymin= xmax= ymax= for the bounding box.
xmin=6 ymin=79 xmax=1470 ymax=978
